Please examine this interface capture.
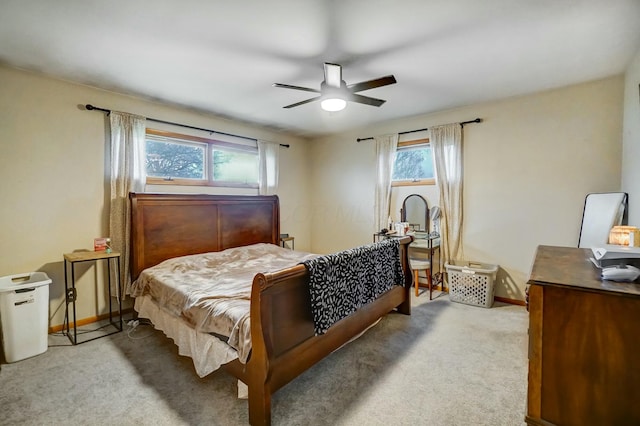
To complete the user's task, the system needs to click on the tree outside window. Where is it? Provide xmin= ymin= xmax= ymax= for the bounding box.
xmin=392 ymin=140 xmax=435 ymax=186
xmin=146 ymin=140 xmax=204 ymax=179
xmin=144 ymin=129 xmax=258 ymax=188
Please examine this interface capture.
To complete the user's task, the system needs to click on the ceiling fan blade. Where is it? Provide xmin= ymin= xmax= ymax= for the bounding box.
xmin=283 ymin=96 xmax=322 ymax=109
xmin=347 ymin=75 xmax=397 ymax=93
xmin=279 ymin=64 xmax=394 ymax=109
xmin=323 ymin=63 xmax=342 ymax=88
xmin=273 ymin=83 xmax=320 ymax=93
xmin=347 ymin=93 xmax=386 ymax=107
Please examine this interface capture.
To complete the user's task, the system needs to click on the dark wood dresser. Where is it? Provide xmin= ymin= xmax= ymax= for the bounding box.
xmin=526 ymin=245 xmax=640 ymax=426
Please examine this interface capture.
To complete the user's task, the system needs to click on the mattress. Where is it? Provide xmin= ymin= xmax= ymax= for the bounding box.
xmin=129 ymin=243 xmax=317 ymax=363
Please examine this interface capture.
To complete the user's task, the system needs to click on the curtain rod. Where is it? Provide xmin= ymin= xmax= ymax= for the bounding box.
xmin=85 ymin=104 xmax=290 ymax=148
xmin=356 ymin=118 xmax=482 ymax=142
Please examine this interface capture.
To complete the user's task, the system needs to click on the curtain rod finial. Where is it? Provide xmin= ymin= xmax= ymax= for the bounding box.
xmin=85 ymin=104 xmax=95 ymax=110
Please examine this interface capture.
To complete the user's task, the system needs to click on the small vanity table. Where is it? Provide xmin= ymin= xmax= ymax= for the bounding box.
xmin=375 ymin=194 xmax=443 ymax=297
xmin=373 ymin=231 xmax=441 ymax=296
xmin=401 ymin=194 xmax=442 ymax=297
xmin=409 ymin=234 xmax=441 ymax=296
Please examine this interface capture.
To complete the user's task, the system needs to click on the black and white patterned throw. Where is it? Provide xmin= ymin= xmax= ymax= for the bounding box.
xmin=302 ymin=238 xmax=404 ymax=335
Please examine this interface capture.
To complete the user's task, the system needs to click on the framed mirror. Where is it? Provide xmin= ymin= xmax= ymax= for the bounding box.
xmin=401 ymin=194 xmax=429 ymax=232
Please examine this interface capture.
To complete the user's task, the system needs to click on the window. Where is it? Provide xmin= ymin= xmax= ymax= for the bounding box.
xmin=145 ymin=129 xmax=258 ymax=188
xmin=392 ymin=138 xmax=435 ymax=186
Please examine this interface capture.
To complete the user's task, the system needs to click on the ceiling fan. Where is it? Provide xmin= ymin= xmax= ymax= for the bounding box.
xmin=273 ymin=63 xmax=397 ymax=111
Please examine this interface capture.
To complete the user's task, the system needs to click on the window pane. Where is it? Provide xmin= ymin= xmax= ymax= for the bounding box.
xmin=146 ymin=140 xmax=205 ymax=179
xmin=212 ymin=149 xmax=258 ymax=184
xmin=392 ymin=145 xmax=434 ymax=180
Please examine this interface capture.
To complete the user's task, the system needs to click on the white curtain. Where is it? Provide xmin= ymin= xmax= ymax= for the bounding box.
xmin=109 ymin=111 xmax=146 ymax=297
xmin=430 ymin=123 xmax=463 ymax=264
xmin=374 ymin=133 xmax=399 ymax=233
xmin=258 ymin=140 xmax=279 ymax=195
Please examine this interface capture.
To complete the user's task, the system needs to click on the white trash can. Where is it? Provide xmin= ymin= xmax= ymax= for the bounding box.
xmin=0 ymin=272 xmax=52 ymax=362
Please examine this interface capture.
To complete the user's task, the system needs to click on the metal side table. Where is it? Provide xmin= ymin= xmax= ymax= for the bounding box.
xmin=63 ymin=250 xmax=123 ymax=344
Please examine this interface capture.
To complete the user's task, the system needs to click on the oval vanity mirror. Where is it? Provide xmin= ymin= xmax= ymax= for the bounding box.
xmin=401 ymin=194 xmax=429 ymax=233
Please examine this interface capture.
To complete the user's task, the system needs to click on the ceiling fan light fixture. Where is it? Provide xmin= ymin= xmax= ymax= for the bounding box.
xmin=274 ymin=63 xmax=396 ymax=109
xmin=321 ymin=98 xmax=347 ymax=112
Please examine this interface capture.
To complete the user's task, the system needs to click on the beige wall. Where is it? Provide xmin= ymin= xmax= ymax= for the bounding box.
xmin=0 ymin=65 xmax=312 ymax=328
xmin=0 ymin=61 xmax=628 ymax=329
xmin=309 ymin=76 xmax=624 ymax=301
xmin=622 ymin=47 xmax=640 ymax=226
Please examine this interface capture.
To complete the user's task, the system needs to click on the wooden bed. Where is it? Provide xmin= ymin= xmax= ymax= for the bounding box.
xmin=129 ymin=192 xmax=412 ymax=425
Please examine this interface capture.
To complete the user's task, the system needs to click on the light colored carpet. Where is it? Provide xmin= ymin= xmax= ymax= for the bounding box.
xmin=0 ymin=293 xmax=529 ymax=425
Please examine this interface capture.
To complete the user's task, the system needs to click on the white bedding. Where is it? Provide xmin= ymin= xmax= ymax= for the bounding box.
xmin=134 ymin=294 xmax=238 ymax=377
xmin=129 ymin=243 xmax=318 ymax=363
xmin=135 ymin=293 xmax=382 ymax=379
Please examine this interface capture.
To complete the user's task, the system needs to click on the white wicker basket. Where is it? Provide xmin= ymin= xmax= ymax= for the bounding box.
xmin=445 ymin=261 xmax=499 ymax=308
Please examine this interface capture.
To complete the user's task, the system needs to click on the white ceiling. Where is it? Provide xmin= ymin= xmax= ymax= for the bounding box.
xmin=1 ymin=0 xmax=639 ymax=138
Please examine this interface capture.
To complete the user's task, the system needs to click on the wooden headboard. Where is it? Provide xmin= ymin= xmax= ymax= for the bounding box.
xmin=129 ymin=193 xmax=280 ymax=279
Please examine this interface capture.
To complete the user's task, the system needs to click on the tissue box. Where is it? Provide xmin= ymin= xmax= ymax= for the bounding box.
xmin=608 ymin=226 xmax=640 ymax=247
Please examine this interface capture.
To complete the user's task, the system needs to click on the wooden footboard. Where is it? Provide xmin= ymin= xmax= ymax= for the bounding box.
xmin=226 ymin=236 xmax=412 ymax=426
